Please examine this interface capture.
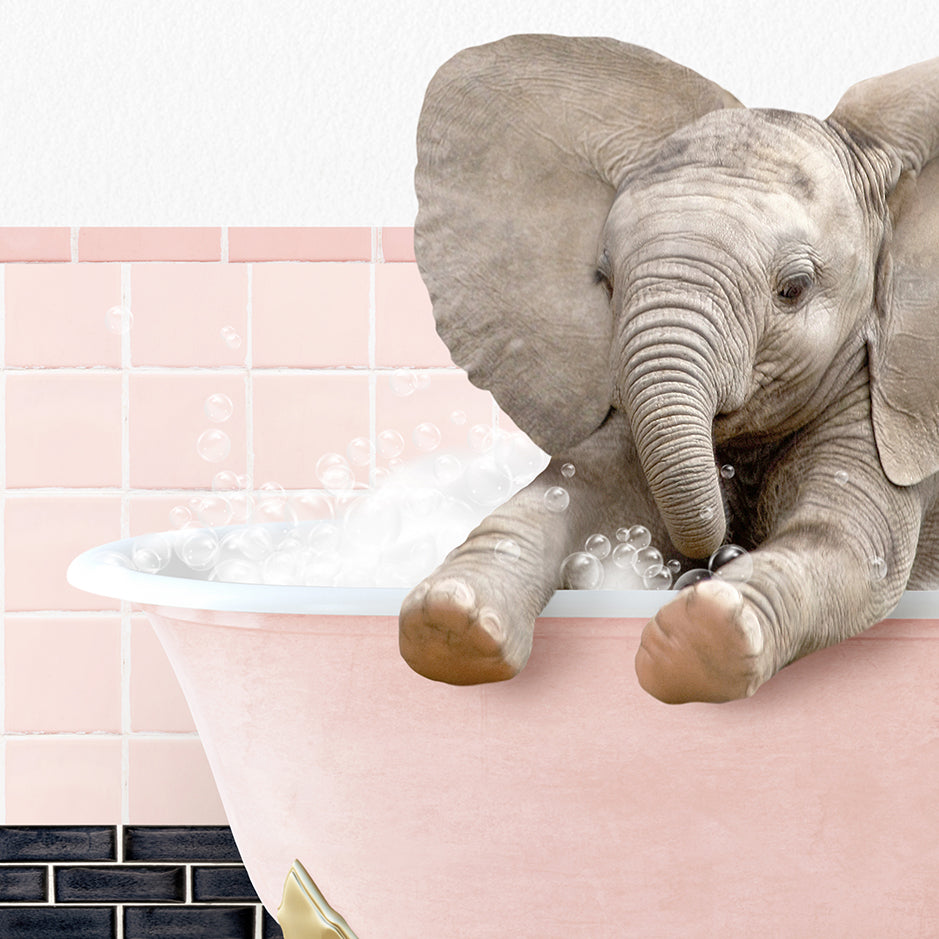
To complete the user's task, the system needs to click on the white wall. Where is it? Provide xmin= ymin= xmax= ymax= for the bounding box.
xmin=1 ymin=0 xmax=936 ymax=224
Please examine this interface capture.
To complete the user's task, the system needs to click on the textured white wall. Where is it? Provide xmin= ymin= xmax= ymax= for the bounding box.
xmin=1 ymin=0 xmax=936 ymax=224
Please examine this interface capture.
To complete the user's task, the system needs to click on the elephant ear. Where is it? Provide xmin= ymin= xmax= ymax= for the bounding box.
xmin=414 ymin=34 xmax=742 ymax=452
xmin=829 ymin=57 xmax=939 ymax=486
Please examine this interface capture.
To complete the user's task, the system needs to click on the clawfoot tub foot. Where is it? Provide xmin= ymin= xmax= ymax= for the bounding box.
xmin=635 ymin=578 xmax=773 ymax=704
xmin=278 ymin=860 xmax=359 ymax=938
xmin=399 ymin=574 xmax=536 ymax=685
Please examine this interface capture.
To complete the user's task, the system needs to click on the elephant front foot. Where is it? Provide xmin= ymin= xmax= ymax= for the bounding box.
xmin=635 ymin=578 xmax=772 ymax=703
xmin=399 ymin=574 xmax=535 ymax=685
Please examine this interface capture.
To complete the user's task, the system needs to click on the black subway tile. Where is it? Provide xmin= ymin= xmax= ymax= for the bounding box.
xmin=123 ymin=905 xmax=255 ymax=939
xmin=0 ymin=826 xmax=116 ymax=862
xmin=123 ymin=826 xmax=240 ymax=862
xmin=191 ymin=865 xmax=260 ymax=902
xmin=262 ymin=907 xmax=286 ymax=938
xmin=0 ymin=906 xmax=115 ymax=938
xmin=0 ymin=865 xmax=47 ymax=902
xmin=55 ymin=865 xmax=186 ymax=903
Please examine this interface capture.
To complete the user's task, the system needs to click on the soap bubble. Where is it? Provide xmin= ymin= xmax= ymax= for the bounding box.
xmin=834 ymin=469 xmax=849 ymax=485
xmin=561 ymin=462 xmax=576 ymax=479
xmin=346 ymin=437 xmax=373 ymax=467
xmin=643 ymin=565 xmax=673 ymax=590
xmin=720 ymin=464 xmax=735 ymax=479
xmin=543 ymin=486 xmax=570 ymax=513
xmin=212 ymin=470 xmax=242 ymax=492
xmin=413 ymin=422 xmax=442 ymax=452
xmin=377 ymin=429 xmax=405 ymax=460
xmin=699 ymin=505 xmax=716 ymax=522
xmin=709 ymin=544 xmax=753 ymax=583
xmin=869 ymin=556 xmax=887 ymax=581
xmin=105 ymin=305 xmax=133 ymax=335
xmin=622 ymin=525 xmax=651 ymax=551
xmin=585 ymin=533 xmax=612 ymax=560
xmin=192 ymin=493 xmax=233 ymax=528
xmin=611 ymin=543 xmax=637 ymax=569
xmin=204 ymin=393 xmax=233 ymax=423
xmin=433 ymin=454 xmax=463 ymax=486
xmin=254 ymin=493 xmax=298 ymax=527
xmin=291 ymin=489 xmax=335 ymax=522
xmin=222 ymin=526 xmax=274 ymax=563
xmin=220 ymin=325 xmax=242 ymax=349
xmin=465 ymin=456 xmax=514 ymax=507
xmin=468 ymin=424 xmax=494 ymax=452
xmin=560 ymin=552 xmax=604 ymax=589
xmin=390 ymin=368 xmax=420 ymax=397
xmin=100 ymin=550 xmax=133 ymax=569
xmin=633 ymin=546 xmax=664 ymax=576
xmin=197 ymin=429 xmax=231 ymax=463
xmin=169 ymin=505 xmax=193 ymax=529
xmin=176 ymin=529 xmax=221 ymax=571
xmin=449 ymin=409 xmax=467 ymax=426
xmin=132 ymin=534 xmax=172 ymax=573
xmin=492 ymin=432 xmax=547 ymax=485
xmin=674 ymin=568 xmax=712 ymax=589
xmin=666 ymin=559 xmax=682 ymax=575
xmin=315 ymin=452 xmax=355 ymax=491
xmin=494 ymin=538 xmax=521 ymax=565
xmin=209 ymin=558 xmax=262 ymax=585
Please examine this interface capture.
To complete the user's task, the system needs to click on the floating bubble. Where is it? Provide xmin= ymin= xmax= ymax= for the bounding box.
xmin=869 ymin=556 xmax=887 ymax=581
xmin=643 ymin=565 xmax=673 ymax=590
xmin=561 ymin=462 xmax=576 ymax=479
xmin=169 ymin=505 xmax=193 ymax=529
xmin=465 ymin=456 xmax=514 ymax=507
xmin=291 ymin=489 xmax=335 ymax=522
xmin=611 ymin=543 xmax=637 ymax=569
xmin=315 ymin=452 xmax=355 ymax=491
xmin=209 ymin=558 xmax=262 ymax=585
xmin=666 ymin=559 xmax=682 ymax=575
xmin=346 ymin=437 xmax=373 ymax=467
xmin=176 ymin=529 xmax=221 ymax=571
xmin=699 ymin=505 xmax=716 ymax=522
xmin=560 ymin=552 xmax=604 ymax=589
xmin=204 ymin=393 xmax=233 ymax=423
xmin=222 ymin=526 xmax=274 ymax=562
xmin=623 ymin=525 xmax=651 ymax=551
xmin=254 ymin=493 xmax=298 ymax=527
xmin=226 ymin=490 xmax=256 ymax=525
xmin=414 ymin=372 xmax=432 ymax=391
xmin=709 ymin=544 xmax=753 ymax=583
xmin=263 ymin=548 xmax=311 ymax=585
xmin=197 ymin=428 xmax=231 ymax=463
xmin=105 ymin=305 xmax=133 ymax=335
xmin=720 ymin=464 xmax=735 ymax=479
xmin=633 ymin=546 xmax=664 ymax=576
xmin=585 ymin=533 xmax=612 ymax=560
xmin=413 ymin=422 xmax=442 ymax=452
xmin=220 ymin=325 xmax=242 ymax=349
xmin=193 ymin=493 xmax=233 ymax=528
xmin=449 ymin=409 xmax=467 ymax=426
xmin=390 ymin=368 xmax=420 ymax=397
xmin=377 ymin=429 xmax=405 ymax=460
xmin=674 ymin=568 xmax=712 ymax=589
xmin=543 ymin=486 xmax=570 ymax=513
xmin=132 ymin=534 xmax=172 ymax=573
xmin=468 ymin=424 xmax=494 ymax=452
xmin=492 ymin=432 xmax=547 ymax=485
xmin=834 ymin=469 xmax=849 ymax=485
xmin=212 ymin=470 xmax=242 ymax=492
xmin=494 ymin=538 xmax=521 ymax=566
xmin=433 ymin=453 xmax=463 ymax=486
xmin=305 ymin=521 xmax=342 ymax=556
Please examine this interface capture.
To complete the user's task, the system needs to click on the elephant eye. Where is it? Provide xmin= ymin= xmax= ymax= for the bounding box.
xmin=776 ymin=272 xmax=813 ymax=305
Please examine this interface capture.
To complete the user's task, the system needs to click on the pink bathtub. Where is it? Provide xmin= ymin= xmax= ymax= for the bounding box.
xmin=69 ymin=528 xmax=939 ymax=937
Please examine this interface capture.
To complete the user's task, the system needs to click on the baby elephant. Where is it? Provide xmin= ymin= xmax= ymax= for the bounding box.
xmin=399 ymin=35 xmax=939 ymax=703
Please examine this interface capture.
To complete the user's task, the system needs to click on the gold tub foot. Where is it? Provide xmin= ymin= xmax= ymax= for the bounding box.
xmin=277 ymin=860 xmax=359 ymax=939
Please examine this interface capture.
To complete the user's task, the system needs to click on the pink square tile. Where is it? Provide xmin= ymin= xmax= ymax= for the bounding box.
xmin=5 ymin=372 xmax=122 ymax=488
xmin=4 ymin=263 xmax=122 ymax=366
xmin=376 ymin=369 xmax=494 ymax=462
xmin=374 ymin=263 xmax=453 ymax=366
xmin=79 ymin=228 xmax=221 ymax=261
xmin=129 ymin=372 xmax=247 ymax=489
xmin=252 ymin=373 xmax=370 ymax=488
xmin=5 ymin=737 xmax=123 ymax=823
xmin=0 ymin=228 xmax=71 ymax=261
xmin=4 ymin=615 xmax=122 ymax=732
xmin=130 ymin=615 xmax=196 ymax=732
xmin=229 ymin=227 xmax=372 ymax=261
xmin=381 ymin=227 xmax=415 ymax=262
xmin=130 ymin=263 xmax=248 ymax=366
xmin=4 ymin=495 xmax=122 ymax=611
xmin=128 ymin=737 xmax=227 ymax=824
xmin=252 ymin=263 xmax=370 ymax=367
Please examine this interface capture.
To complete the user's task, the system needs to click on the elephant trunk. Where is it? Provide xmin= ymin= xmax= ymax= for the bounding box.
xmin=619 ymin=322 xmax=729 ymax=560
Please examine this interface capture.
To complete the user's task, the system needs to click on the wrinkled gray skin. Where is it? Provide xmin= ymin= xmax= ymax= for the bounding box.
xmin=399 ymin=35 xmax=939 ymax=703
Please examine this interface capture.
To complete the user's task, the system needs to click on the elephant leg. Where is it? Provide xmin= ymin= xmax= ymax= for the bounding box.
xmin=635 ymin=402 xmax=931 ymax=704
xmin=399 ymin=412 xmax=666 ymax=684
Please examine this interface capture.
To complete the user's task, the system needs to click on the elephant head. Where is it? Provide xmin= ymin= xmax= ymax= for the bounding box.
xmin=414 ymin=35 xmax=939 ymax=559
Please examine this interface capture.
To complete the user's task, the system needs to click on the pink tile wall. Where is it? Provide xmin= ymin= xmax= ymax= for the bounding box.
xmin=0 ymin=226 xmax=497 ymax=825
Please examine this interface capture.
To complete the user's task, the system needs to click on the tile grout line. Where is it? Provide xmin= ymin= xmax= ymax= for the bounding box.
xmin=120 ymin=264 xmax=132 ymax=828
xmin=245 ymin=262 xmax=254 ymax=491
xmin=368 ymin=229 xmax=377 ymax=486
xmin=0 ymin=262 xmax=6 ymax=822
xmin=70 ymin=227 xmax=79 ymax=262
